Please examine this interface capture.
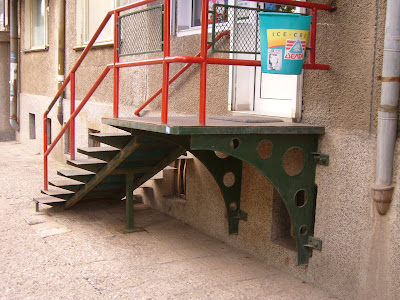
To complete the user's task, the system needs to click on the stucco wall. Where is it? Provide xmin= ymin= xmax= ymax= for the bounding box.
xmin=20 ymin=0 xmax=58 ymax=97
xmin=302 ymin=0 xmax=386 ymax=134
xmin=0 ymin=32 xmax=15 ymax=141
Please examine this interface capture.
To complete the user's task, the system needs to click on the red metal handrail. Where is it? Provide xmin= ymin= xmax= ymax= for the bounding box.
xmin=43 ymin=0 xmax=159 ymax=189
xmin=43 ymin=0 xmax=336 ymax=190
xmin=134 ymin=30 xmax=230 ymax=116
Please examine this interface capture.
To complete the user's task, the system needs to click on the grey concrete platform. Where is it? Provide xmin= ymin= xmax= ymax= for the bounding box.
xmin=0 ymin=141 xmax=338 ymax=299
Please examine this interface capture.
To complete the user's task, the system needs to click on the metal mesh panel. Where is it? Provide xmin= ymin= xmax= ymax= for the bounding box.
xmin=118 ymin=5 xmax=163 ymax=57
xmin=211 ymin=4 xmax=265 ymax=54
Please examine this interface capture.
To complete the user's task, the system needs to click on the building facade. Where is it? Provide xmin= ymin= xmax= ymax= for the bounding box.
xmin=2 ymin=0 xmax=400 ymax=299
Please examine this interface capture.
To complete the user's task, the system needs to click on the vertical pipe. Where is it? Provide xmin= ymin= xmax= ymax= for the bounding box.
xmin=309 ymin=8 xmax=317 ymax=65
xmin=113 ymin=11 xmax=119 ymax=118
xmin=199 ymin=0 xmax=208 ymax=125
xmin=9 ymin=0 xmax=19 ymax=131
xmin=161 ymin=0 xmax=171 ymax=124
xmin=372 ymin=0 xmax=400 ymax=215
xmin=57 ymin=0 xmax=66 ymax=125
xmin=70 ymin=72 xmax=76 ymax=160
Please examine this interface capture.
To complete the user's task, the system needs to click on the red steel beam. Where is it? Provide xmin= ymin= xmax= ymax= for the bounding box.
xmin=134 ymin=31 xmax=230 ymax=116
xmin=161 ymin=0 xmax=171 ymax=124
xmin=199 ymin=0 xmax=209 ymax=126
xmin=303 ymin=63 xmax=329 ymax=70
xmin=44 ymin=67 xmax=111 ymax=158
xmin=43 ymin=0 xmax=159 ymax=189
xmin=44 ymin=74 xmax=71 ymax=118
xmin=70 ymin=72 xmax=76 ymax=160
xmin=43 ymin=116 xmax=48 ymax=190
xmin=113 ymin=12 xmax=120 ymax=118
xmin=310 ymin=8 xmax=317 ymax=65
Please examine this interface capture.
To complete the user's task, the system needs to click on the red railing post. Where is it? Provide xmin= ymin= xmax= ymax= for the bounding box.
xmin=310 ymin=8 xmax=317 ymax=65
xmin=70 ymin=72 xmax=76 ymax=160
xmin=43 ymin=116 xmax=48 ymax=190
xmin=134 ymin=30 xmax=230 ymax=116
xmin=114 ymin=11 xmax=120 ymax=118
xmin=161 ymin=0 xmax=171 ymax=124
xmin=199 ymin=0 xmax=209 ymax=126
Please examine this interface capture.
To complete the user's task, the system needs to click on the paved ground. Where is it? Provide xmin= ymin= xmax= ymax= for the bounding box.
xmin=0 ymin=141 xmax=338 ymax=300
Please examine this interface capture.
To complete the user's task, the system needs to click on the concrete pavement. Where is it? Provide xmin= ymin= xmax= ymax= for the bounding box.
xmin=0 ymin=141 xmax=339 ymax=299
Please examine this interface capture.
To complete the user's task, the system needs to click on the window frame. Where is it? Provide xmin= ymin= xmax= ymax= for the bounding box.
xmin=76 ymin=0 xmax=120 ymax=47
xmin=24 ymin=0 xmax=49 ymax=51
xmin=175 ymin=0 xmax=232 ymax=37
xmin=0 ymin=0 xmax=9 ymax=31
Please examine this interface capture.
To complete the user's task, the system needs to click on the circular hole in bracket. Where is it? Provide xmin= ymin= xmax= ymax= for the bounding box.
xmin=283 ymin=147 xmax=305 ymax=176
xmin=257 ymin=140 xmax=273 ymax=160
xmin=223 ymin=172 xmax=236 ymax=187
xmin=230 ymin=138 xmax=240 ymax=150
xmin=214 ymin=151 xmax=230 ymax=159
xmin=299 ymin=225 xmax=307 ymax=235
xmin=295 ymin=190 xmax=307 ymax=207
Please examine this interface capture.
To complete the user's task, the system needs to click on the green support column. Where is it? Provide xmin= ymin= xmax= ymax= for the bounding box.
xmin=122 ymin=172 xmax=145 ymax=233
xmin=191 ymin=150 xmax=247 ymax=235
xmin=124 ymin=173 xmax=135 ymax=232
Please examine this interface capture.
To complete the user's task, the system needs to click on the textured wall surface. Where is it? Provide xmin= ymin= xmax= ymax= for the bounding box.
xmin=302 ymin=0 xmax=386 ymax=134
xmin=20 ymin=1 xmax=58 ymax=97
xmin=16 ymin=1 xmax=400 ymax=299
xmin=0 ymin=33 xmax=15 ymax=141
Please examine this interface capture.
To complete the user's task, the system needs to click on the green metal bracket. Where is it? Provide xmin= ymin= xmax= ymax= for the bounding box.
xmin=304 ymin=236 xmax=322 ymax=251
xmin=103 ymin=120 xmax=324 ymax=265
xmin=234 ymin=210 xmax=248 ymax=221
xmin=191 ymin=134 xmax=320 ymax=265
xmin=191 ymin=150 xmax=246 ymax=235
xmin=313 ymin=152 xmax=329 ymax=166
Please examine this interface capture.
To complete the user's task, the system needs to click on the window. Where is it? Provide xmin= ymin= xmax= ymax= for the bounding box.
xmin=24 ymin=0 xmax=49 ymax=50
xmin=0 ymin=0 xmax=8 ymax=31
xmin=29 ymin=113 xmax=36 ymax=140
xmin=176 ymin=0 xmax=229 ymax=36
xmin=76 ymin=0 xmax=121 ymax=45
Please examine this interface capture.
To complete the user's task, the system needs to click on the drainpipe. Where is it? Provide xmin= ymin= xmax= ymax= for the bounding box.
xmin=9 ymin=0 xmax=19 ymax=131
xmin=57 ymin=0 xmax=65 ymax=125
xmin=371 ymin=0 xmax=400 ymax=215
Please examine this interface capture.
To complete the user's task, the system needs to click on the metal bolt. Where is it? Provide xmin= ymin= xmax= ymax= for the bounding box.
xmin=229 ymin=202 xmax=237 ymax=211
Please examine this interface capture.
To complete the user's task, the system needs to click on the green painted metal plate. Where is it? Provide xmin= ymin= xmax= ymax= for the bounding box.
xmin=102 ymin=116 xmax=325 ymax=135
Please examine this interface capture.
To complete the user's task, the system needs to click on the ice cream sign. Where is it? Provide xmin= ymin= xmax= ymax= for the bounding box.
xmin=267 ymin=29 xmax=309 ymax=62
xmin=259 ymin=13 xmax=312 ymax=75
